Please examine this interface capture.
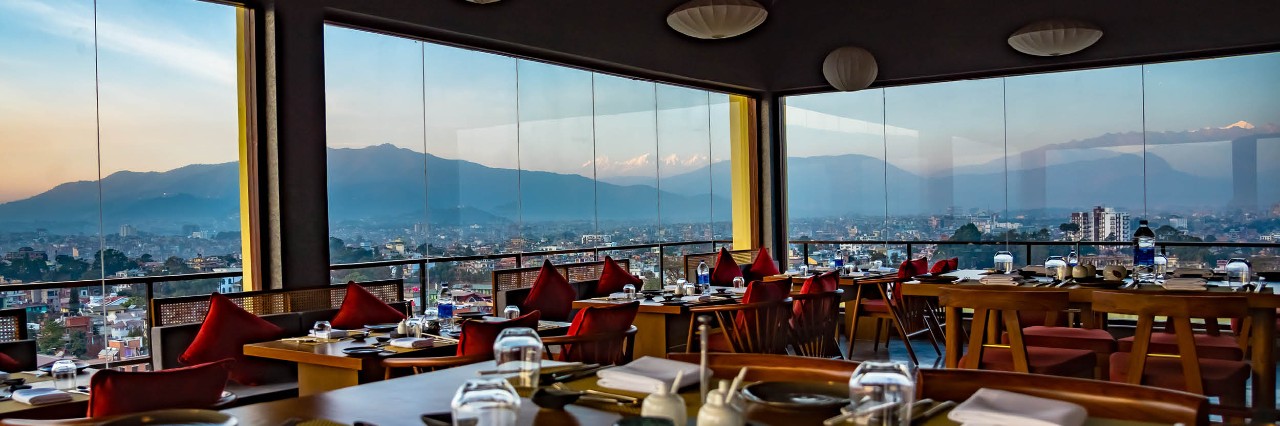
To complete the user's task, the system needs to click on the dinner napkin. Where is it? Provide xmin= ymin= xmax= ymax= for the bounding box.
xmin=681 ymin=295 xmax=711 ymax=302
xmin=1163 ymin=277 xmax=1208 ymax=291
xmin=948 ymin=388 xmax=1087 ymax=426
xmin=310 ymin=329 xmax=349 ymax=339
xmin=597 ymin=356 xmax=704 ymax=394
xmin=979 ymin=274 xmax=1024 ymax=286
xmin=12 ymin=388 xmax=73 ymax=405
xmin=390 ymin=337 xmax=435 ymax=348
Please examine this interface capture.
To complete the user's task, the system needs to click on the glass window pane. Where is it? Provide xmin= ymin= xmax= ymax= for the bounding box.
xmin=592 ymin=75 xmax=658 ymax=245
xmin=656 ymin=86 xmax=712 ymax=242
xmin=709 ymin=94 xmax=733 ymax=241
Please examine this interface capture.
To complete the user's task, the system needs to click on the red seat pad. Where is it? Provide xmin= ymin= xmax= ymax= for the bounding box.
xmin=330 ymin=282 xmax=408 ymax=330
xmin=562 ymin=301 xmax=639 ymax=362
xmin=710 ymin=248 xmax=743 ymax=286
xmin=88 ymin=359 xmax=233 ymax=417
xmin=960 ymin=346 xmax=1096 ymax=378
xmin=457 ymin=311 xmax=542 ymax=357
xmin=178 ymin=293 xmax=284 ymax=386
xmin=596 ymin=256 xmax=642 ymax=297
xmin=1109 ymin=352 xmax=1249 ymax=401
xmin=744 ymin=247 xmax=781 ymax=283
xmin=1117 ymin=333 xmax=1243 ymax=360
xmin=859 ymin=299 xmax=890 ymax=313
xmin=1009 ymin=326 xmax=1117 ymax=354
xmin=524 ymin=260 xmax=577 ymax=321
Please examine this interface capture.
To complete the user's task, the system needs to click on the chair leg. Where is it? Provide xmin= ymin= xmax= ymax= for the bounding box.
xmin=872 ymin=318 xmax=884 ymax=353
xmin=845 ymin=310 xmax=862 ymax=360
xmin=920 ymin=301 xmax=944 ymax=356
xmin=891 ymin=317 xmax=920 ymax=365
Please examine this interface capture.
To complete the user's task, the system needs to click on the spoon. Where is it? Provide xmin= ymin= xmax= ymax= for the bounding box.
xmin=531 ymin=387 xmax=629 ymax=410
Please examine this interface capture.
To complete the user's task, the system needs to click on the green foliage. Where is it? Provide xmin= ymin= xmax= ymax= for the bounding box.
xmin=36 ymin=318 xmax=65 ymax=355
xmin=66 ymin=331 xmax=88 ymax=358
xmin=90 ymin=249 xmax=135 ymax=276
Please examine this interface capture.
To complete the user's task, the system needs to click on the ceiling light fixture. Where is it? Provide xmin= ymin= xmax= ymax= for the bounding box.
xmin=1007 ymin=19 xmax=1103 ymax=57
xmin=464 ymin=0 xmax=501 ymax=4
xmin=666 ymin=0 xmax=768 ymax=40
xmin=822 ymin=47 xmax=878 ymax=92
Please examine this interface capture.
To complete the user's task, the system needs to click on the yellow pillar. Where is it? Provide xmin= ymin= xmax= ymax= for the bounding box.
xmin=236 ymin=8 xmax=261 ymax=291
xmin=729 ymin=95 xmax=759 ymax=249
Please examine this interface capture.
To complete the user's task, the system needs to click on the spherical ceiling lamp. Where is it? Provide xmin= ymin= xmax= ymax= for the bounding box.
xmin=1007 ymin=19 xmax=1103 ymax=57
xmin=666 ymin=0 xmax=768 ymax=40
xmin=464 ymin=0 xmax=501 ymax=3
xmin=822 ymin=47 xmax=878 ymax=91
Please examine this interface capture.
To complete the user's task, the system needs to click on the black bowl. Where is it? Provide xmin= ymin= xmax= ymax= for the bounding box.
xmin=375 ymin=336 xmax=391 ymax=343
xmin=742 ymin=381 xmax=849 ymax=411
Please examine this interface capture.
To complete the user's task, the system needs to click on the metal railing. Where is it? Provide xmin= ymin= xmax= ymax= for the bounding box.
xmin=789 ymin=239 xmax=1278 ymax=269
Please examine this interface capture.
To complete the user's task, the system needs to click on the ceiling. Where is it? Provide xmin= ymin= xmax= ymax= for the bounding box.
xmin=321 ymin=0 xmax=1280 ymax=95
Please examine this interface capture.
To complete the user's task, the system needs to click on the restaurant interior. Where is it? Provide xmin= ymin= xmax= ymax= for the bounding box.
xmin=1 ymin=0 xmax=1279 ymax=425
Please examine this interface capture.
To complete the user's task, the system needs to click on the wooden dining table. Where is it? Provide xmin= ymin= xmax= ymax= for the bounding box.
xmin=243 ymin=321 xmax=570 ymax=396
xmin=899 ymin=269 xmax=1278 ymax=412
xmin=0 ymin=370 xmax=92 ymax=420
xmin=572 ymin=292 xmax=741 ymax=359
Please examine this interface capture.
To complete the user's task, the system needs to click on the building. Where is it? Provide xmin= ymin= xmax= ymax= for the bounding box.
xmin=1168 ymin=215 xmax=1189 ymax=232
xmin=3 ymin=247 xmax=47 ymax=262
xmin=1071 ymin=206 xmax=1131 ymax=242
xmin=119 ymin=224 xmax=136 ymax=237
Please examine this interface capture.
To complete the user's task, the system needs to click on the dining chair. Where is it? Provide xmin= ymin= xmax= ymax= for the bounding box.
xmin=844 ymin=263 xmax=940 ymax=364
xmin=687 ymin=299 xmax=791 ymax=355
xmin=1091 ymin=291 xmax=1252 ymax=412
xmin=382 ymin=310 xmax=542 ymax=378
xmin=86 ymin=359 xmax=234 ymax=417
xmin=938 ymin=288 xmax=1096 ymax=378
xmin=1008 ymin=310 xmax=1117 ymax=380
xmin=544 ymin=301 xmax=640 ymax=365
xmin=788 ymin=291 xmax=842 ymax=358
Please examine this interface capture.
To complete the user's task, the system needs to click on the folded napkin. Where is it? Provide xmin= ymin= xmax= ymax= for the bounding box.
xmin=12 ymin=388 xmax=73 ymax=405
xmin=979 ymin=274 xmax=1024 ymax=286
xmin=310 ymin=329 xmax=348 ymax=339
xmin=1163 ymin=277 xmax=1208 ymax=291
xmin=597 ymin=356 xmax=704 ymax=394
xmin=949 ymin=388 xmax=1087 ymax=426
xmin=681 ymin=295 xmax=711 ymax=303
xmin=390 ymin=337 xmax=435 ymax=348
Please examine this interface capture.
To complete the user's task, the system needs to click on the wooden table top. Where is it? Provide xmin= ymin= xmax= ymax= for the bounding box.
xmin=900 ymin=269 xmax=1280 ymax=308
xmin=573 ymin=293 xmax=739 ymax=315
xmin=0 ymin=371 xmax=92 ymax=418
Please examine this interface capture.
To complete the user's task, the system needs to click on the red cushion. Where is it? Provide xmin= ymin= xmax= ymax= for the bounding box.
xmin=897 ymin=259 xmax=916 ymax=280
xmin=1117 ymin=333 xmax=1243 ymax=360
xmin=330 ymin=282 xmax=407 ymax=330
xmin=799 ymin=269 xmax=839 ymax=294
xmin=742 ymin=280 xmax=789 ymax=304
xmin=961 ymin=346 xmax=1095 ymax=378
xmin=911 ymin=258 xmax=929 ymax=278
xmin=0 ymin=352 xmax=21 ymax=372
xmin=179 ymin=293 xmax=284 ymax=385
xmin=860 ymin=299 xmax=891 ymax=313
xmin=930 ymin=260 xmax=949 ymax=274
xmin=947 ymin=257 xmax=959 ymax=271
xmin=596 ymin=256 xmax=642 ymax=296
xmin=88 ymin=359 xmax=232 ymax=417
xmin=457 ymin=311 xmax=542 ymax=357
xmin=710 ymin=248 xmax=743 ymax=286
xmin=1110 ymin=352 xmax=1249 ymax=401
xmin=744 ymin=247 xmax=781 ymax=282
xmin=563 ymin=301 xmax=640 ymax=362
xmin=1012 ymin=326 xmax=1117 ymax=354
xmin=524 ymin=260 xmax=577 ymax=321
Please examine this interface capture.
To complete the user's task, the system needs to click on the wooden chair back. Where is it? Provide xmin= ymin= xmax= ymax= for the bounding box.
xmin=150 ymin=279 xmax=405 ymax=327
xmin=684 ymin=249 xmax=755 ymax=280
xmin=491 ymin=259 xmax=628 ymax=311
xmin=1091 ymin=291 xmax=1250 ymax=395
xmin=938 ymin=288 xmax=1070 ymax=373
xmin=789 ymin=291 xmax=842 ymax=358
xmin=544 ymin=326 xmax=638 ymax=366
xmin=687 ymin=300 xmax=791 ymax=354
xmin=0 ymin=308 xmax=28 ymax=341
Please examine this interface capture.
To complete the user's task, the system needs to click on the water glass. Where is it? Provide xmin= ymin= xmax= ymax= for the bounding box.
xmin=502 ymin=304 xmax=521 ymax=320
xmin=1045 ymin=256 xmax=1068 ymax=281
xmin=848 ymin=361 xmax=916 ymax=426
xmin=1226 ymin=258 xmax=1251 ymax=290
xmin=312 ymin=320 xmax=332 ymax=337
xmin=622 ymin=284 xmax=637 ymax=300
xmin=493 ymin=327 xmax=543 ymax=390
xmin=993 ymin=251 xmax=1014 ymax=273
xmin=52 ymin=360 xmax=77 ymax=390
xmin=451 ymin=378 xmax=520 ymax=426
xmin=731 ymin=276 xmax=745 ymax=289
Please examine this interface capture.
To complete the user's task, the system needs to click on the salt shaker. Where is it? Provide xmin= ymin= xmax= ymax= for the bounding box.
xmin=697 ymin=393 xmax=743 ymax=426
xmin=641 ymin=378 xmax=687 ymax=425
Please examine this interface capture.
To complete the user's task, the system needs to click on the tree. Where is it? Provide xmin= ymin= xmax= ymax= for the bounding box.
xmin=66 ymin=331 xmax=88 ymax=359
xmin=950 ymin=223 xmax=983 ymax=242
xmin=36 ymin=318 xmax=65 ymax=355
xmin=50 ymin=255 xmax=89 ymax=281
xmin=91 ymin=249 xmax=135 ymax=276
xmin=138 ymin=254 xmax=154 ymax=264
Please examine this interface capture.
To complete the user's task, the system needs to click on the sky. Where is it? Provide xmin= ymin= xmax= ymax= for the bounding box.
xmin=1 ymin=0 xmax=1278 ymax=206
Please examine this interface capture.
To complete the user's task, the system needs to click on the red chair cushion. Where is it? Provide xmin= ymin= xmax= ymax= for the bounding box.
xmin=947 ymin=257 xmax=959 ymax=271
xmin=897 ymin=259 xmax=916 ymax=280
xmin=742 ymin=280 xmax=789 ymax=304
xmin=88 ymin=359 xmax=233 ymax=417
xmin=457 ymin=311 xmax=542 ymax=357
xmin=178 ymin=293 xmax=284 ymax=385
xmin=710 ymin=248 xmax=743 ymax=286
xmin=963 ymin=346 xmax=1096 ymax=378
xmin=1117 ymin=333 xmax=1243 ymax=360
xmin=0 ymin=352 xmax=21 ymax=372
xmin=330 ymin=282 xmax=407 ymax=330
xmin=799 ymin=269 xmax=839 ymax=294
xmin=930 ymin=260 xmax=949 ymax=274
xmin=563 ymin=301 xmax=640 ymax=362
xmin=744 ymin=247 xmax=781 ymax=282
xmin=859 ymin=299 xmax=891 ymax=313
xmin=596 ymin=256 xmax=642 ymax=296
xmin=524 ymin=260 xmax=577 ymax=321
xmin=1109 ymin=352 xmax=1249 ymax=400
xmin=1011 ymin=326 xmax=1117 ymax=354
xmin=910 ymin=258 xmax=929 ymax=278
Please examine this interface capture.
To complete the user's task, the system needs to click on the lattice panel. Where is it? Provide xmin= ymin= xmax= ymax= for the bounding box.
xmin=684 ymin=249 xmax=755 ymax=279
xmin=0 ymin=315 xmax=21 ymax=343
xmin=491 ymin=260 xmax=628 ymax=292
xmin=153 ymin=280 xmax=404 ymax=327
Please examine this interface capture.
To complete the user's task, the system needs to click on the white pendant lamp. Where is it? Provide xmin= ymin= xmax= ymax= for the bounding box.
xmin=1007 ymin=19 xmax=1103 ymax=57
xmin=822 ymin=47 xmax=878 ymax=91
xmin=464 ymin=0 xmax=501 ymax=3
xmin=667 ymin=0 xmax=768 ymax=40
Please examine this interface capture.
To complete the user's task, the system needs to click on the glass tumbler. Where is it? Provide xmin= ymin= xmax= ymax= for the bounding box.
xmin=312 ymin=320 xmax=332 ymax=337
xmin=731 ymin=276 xmax=745 ymax=290
xmin=452 ymin=378 xmax=520 ymax=426
xmin=848 ymin=361 xmax=917 ymax=426
xmin=993 ymin=251 xmax=1014 ymax=273
xmin=1226 ymin=258 xmax=1251 ymax=290
xmin=622 ymin=283 xmax=637 ymax=300
xmin=52 ymin=360 xmax=77 ymax=390
xmin=502 ymin=304 xmax=521 ymax=320
xmin=493 ymin=327 xmax=543 ymax=390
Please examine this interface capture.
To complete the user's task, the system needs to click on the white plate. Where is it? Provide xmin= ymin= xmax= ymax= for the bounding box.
xmin=103 ymin=409 xmax=237 ymax=426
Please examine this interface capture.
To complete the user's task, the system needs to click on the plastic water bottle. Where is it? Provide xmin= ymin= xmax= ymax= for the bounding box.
xmin=696 ymin=260 xmax=710 ymax=285
xmin=1133 ymin=220 xmax=1156 ymax=280
xmin=1066 ymin=250 xmax=1079 ymax=267
xmin=437 ymin=284 xmax=455 ymax=330
xmin=833 ymin=248 xmax=844 ymax=269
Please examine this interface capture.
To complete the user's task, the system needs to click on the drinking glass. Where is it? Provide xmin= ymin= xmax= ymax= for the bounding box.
xmin=502 ymin=304 xmax=521 ymax=319
xmin=493 ymin=327 xmax=543 ymax=390
xmin=848 ymin=361 xmax=916 ymax=426
xmin=622 ymin=284 xmax=637 ymax=300
xmin=1045 ymin=256 xmax=1068 ymax=281
xmin=731 ymin=276 xmax=745 ymax=289
xmin=52 ymin=360 xmax=77 ymax=390
xmin=1226 ymin=258 xmax=1251 ymax=290
xmin=312 ymin=320 xmax=332 ymax=337
xmin=451 ymin=378 xmax=520 ymax=426
xmin=993 ymin=251 xmax=1014 ymax=273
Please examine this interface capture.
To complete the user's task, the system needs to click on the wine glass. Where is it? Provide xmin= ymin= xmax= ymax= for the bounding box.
xmin=493 ymin=327 xmax=543 ymax=390
xmin=848 ymin=361 xmax=916 ymax=426
xmin=452 ymin=378 xmax=520 ymax=426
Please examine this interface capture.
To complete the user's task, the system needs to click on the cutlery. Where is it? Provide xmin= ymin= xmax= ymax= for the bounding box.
xmin=547 ymin=365 xmax=608 ymax=383
xmin=551 ymin=382 xmax=639 ymax=405
xmin=913 ymin=400 xmax=956 ymax=424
